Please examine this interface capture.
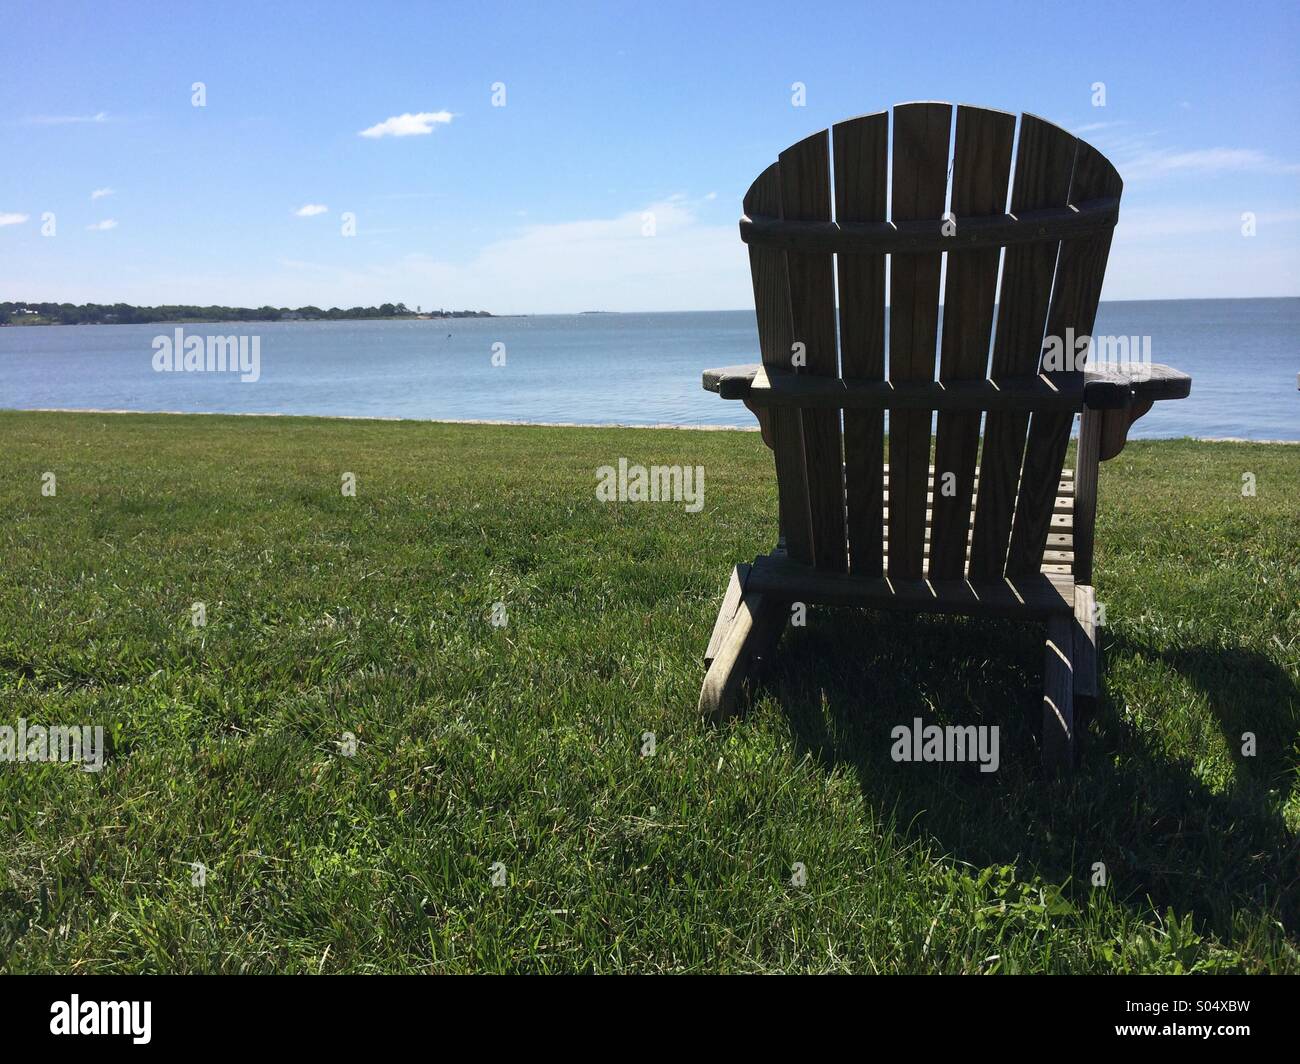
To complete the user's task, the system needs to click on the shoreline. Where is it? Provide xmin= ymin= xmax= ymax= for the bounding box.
xmin=0 ymin=316 xmax=498 ymax=328
xmin=3 ymin=406 xmax=760 ymax=432
xmin=3 ymin=407 xmax=1298 ymax=443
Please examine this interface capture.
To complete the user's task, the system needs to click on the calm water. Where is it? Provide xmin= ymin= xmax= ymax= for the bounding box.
xmin=0 ymin=299 xmax=1296 ymax=439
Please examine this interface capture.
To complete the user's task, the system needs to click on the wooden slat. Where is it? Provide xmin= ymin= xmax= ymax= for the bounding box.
xmin=969 ymin=114 xmax=1077 ymax=579
xmin=1073 ymin=584 xmax=1098 ymax=701
xmin=882 ymin=555 xmax=1070 ymax=575
xmin=738 ymin=198 xmax=1118 ymax=254
xmin=882 ymin=463 xmax=1073 ymax=478
xmin=884 ymin=494 xmax=1072 ymax=515
xmin=1084 ymin=362 xmax=1188 ymax=402
xmin=1007 ymin=141 xmax=1122 ymax=576
xmin=886 ymin=562 xmax=1070 ymax=575
xmin=705 ymin=360 xmax=1184 ymax=403
xmin=883 ymin=482 xmax=1074 ymax=501
xmin=930 ymin=105 xmax=1016 ymax=579
xmin=748 ymin=553 xmax=1074 ymax=620
xmin=744 ymin=370 xmax=1124 ymax=411
xmin=883 ymin=539 xmax=1074 ymax=563
xmin=704 ymin=563 xmax=750 ymax=666
xmin=1071 ymin=408 xmax=1101 ymax=584
xmin=889 ymin=521 xmax=1073 ymax=543
xmin=744 ymin=165 xmax=813 ymax=563
xmin=902 ymin=529 xmax=1073 ymax=548
xmin=834 ymin=110 xmax=889 ymax=578
xmin=779 ymin=131 xmax=846 ymax=570
xmin=880 ymin=471 xmax=1075 ymax=496
xmin=882 ymin=503 xmax=1071 ymax=525
xmin=887 ymin=102 xmax=951 ymax=580
xmin=698 ymin=590 xmax=787 ymax=719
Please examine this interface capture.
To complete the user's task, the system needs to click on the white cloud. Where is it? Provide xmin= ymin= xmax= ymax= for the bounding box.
xmin=13 ymin=185 xmax=1298 ymax=307
xmin=1072 ymin=121 xmax=1126 ymax=135
xmin=1118 ymin=206 xmax=1300 ymax=241
xmin=86 ymin=219 xmax=117 ymax=231
xmin=0 ymin=212 xmax=29 ymax=226
xmin=358 ymin=111 xmax=453 ymax=138
xmin=294 ymin=204 xmax=329 ymax=217
xmin=1105 ymin=241 xmax=1299 ymax=300
xmin=25 ymin=111 xmax=110 ymax=125
xmin=1122 ymin=147 xmax=1300 ymax=181
xmin=1102 ymin=207 xmax=1300 ymax=299
xmin=63 ymin=195 xmax=741 ymax=312
xmin=262 ymin=195 xmax=747 ymax=313
xmin=91 ymin=187 xmax=114 ymax=200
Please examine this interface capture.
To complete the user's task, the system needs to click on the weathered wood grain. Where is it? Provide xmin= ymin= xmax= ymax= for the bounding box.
xmin=833 ymin=110 xmax=889 ymax=578
xmin=744 ymin=164 xmax=812 ymax=562
xmin=930 ymin=105 xmax=1016 ymax=579
xmin=1073 ymin=583 xmax=1098 ymax=701
xmin=701 ymin=105 xmax=1194 ymax=770
xmin=744 ymin=371 xmax=1123 ymax=411
xmin=738 ymin=198 xmax=1119 ymax=253
xmin=969 ymin=115 xmax=1076 ymax=579
xmin=704 ymin=361 xmax=1188 ymax=403
xmin=698 ymin=591 xmax=785 ymax=719
xmin=779 ymin=131 xmax=846 ymax=570
xmin=704 ymin=563 xmax=751 ymax=665
xmin=1071 ymin=408 xmax=1102 ymax=584
xmin=1007 ymin=139 xmax=1123 ymax=577
xmin=887 ymin=102 xmax=951 ymax=580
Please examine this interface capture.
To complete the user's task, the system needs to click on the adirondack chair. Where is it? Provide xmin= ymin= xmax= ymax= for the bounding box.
xmin=700 ymin=103 xmax=1191 ymax=770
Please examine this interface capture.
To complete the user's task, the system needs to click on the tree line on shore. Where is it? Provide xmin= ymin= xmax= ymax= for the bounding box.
xmin=0 ymin=301 xmax=492 ymax=325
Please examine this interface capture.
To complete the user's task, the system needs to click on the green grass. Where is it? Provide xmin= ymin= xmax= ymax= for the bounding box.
xmin=0 ymin=409 xmax=1296 ymax=973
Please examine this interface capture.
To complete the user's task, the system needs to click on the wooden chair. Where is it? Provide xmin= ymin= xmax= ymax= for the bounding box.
xmin=700 ymin=103 xmax=1191 ymax=770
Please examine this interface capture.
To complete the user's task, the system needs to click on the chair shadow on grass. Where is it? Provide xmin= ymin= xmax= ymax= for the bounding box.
xmin=750 ymin=609 xmax=1300 ymax=943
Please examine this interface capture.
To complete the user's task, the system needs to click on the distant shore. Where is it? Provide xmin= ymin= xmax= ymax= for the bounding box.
xmin=0 ymin=302 xmax=493 ymax=327
xmin=7 ymin=407 xmax=760 ymax=431
xmin=0 ymin=314 xmax=494 ymax=327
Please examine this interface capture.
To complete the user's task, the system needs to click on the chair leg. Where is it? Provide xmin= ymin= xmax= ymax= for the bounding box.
xmin=1072 ymin=585 xmax=1099 ymax=757
xmin=699 ymin=588 xmax=786 ymax=720
xmin=1041 ymin=613 xmax=1075 ymax=773
xmin=704 ymin=564 xmax=750 ymax=667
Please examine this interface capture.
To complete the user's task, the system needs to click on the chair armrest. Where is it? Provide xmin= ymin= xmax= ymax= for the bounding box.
xmin=1085 ymin=362 xmax=1192 ymax=403
xmin=702 ymin=363 xmax=762 ymax=399
xmin=715 ymin=364 xmax=1125 ymax=411
xmin=704 ymin=361 xmax=1191 ymax=407
xmin=1086 ymin=364 xmax=1192 ymax=461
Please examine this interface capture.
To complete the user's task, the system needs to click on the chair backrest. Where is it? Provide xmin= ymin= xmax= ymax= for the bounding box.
xmin=741 ymin=102 xmax=1122 ymax=582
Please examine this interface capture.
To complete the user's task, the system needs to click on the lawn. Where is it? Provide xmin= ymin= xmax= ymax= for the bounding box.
xmin=0 ymin=410 xmax=1296 ymax=973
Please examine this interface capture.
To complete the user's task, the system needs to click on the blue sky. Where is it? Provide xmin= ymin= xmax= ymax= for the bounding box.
xmin=2 ymin=0 xmax=1297 ymax=313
